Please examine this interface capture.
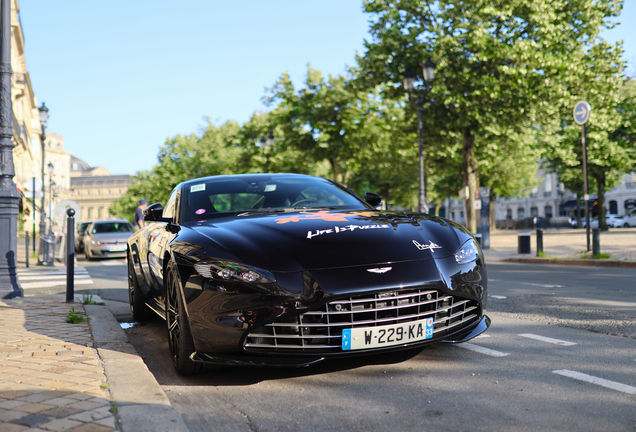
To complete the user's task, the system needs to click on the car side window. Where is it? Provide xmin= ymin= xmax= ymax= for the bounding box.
xmin=163 ymin=187 xmax=179 ymax=219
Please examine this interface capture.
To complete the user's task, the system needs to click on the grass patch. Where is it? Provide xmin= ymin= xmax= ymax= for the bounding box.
xmin=66 ymin=307 xmax=85 ymax=324
xmin=595 ymin=252 xmax=611 ymax=259
xmin=100 ymin=383 xmax=109 ymax=390
xmin=80 ymin=292 xmax=105 ymax=306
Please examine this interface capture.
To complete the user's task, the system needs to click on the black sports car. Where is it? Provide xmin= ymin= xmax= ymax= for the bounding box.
xmin=127 ymin=173 xmax=489 ymax=375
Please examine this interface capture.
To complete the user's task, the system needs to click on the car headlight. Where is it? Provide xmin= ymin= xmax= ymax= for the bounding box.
xmin=194 ymin=261 xmax=276 ymax=284
xmin=92 ymin=240 xmax=101 ymax=245
xmin=454 ymin=239 xmax=480 ymax=264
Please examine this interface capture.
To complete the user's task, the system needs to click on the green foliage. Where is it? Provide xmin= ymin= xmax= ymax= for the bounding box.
xmin=66 ymin=307 xmax=85 ymax=324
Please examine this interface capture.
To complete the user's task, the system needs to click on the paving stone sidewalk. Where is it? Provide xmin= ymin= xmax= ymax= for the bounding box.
xmin=0 ymin=296 xmax=118 ymax=432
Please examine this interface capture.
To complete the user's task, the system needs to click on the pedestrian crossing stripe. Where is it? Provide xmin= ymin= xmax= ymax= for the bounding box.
xmin=17 ymin=266 xmax=95 ymax=290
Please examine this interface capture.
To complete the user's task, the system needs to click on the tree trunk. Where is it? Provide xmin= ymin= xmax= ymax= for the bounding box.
xmin=329 ymin=158 xmax=341 ymax=184
xmin=595 ymin=171 xmax=607 ymax=231
xmin=462 ymin=129 xmax=479 ymax=233
xmin=576 ymin=195 xmax=581 ymax=228
xmin=380 ymin=186 xmax=389 ymax=210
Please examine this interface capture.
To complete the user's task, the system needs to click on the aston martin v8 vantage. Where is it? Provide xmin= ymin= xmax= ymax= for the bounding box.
xmin=127 ymin=173 xmax=489 ymax=375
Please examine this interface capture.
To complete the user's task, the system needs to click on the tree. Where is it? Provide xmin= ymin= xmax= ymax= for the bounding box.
xmin=357 ymin=0 xmax=624 ymax=232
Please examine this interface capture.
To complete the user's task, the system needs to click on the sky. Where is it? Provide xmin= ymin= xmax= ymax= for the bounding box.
xmin=18 ymin=1 xmax=636 ymax=176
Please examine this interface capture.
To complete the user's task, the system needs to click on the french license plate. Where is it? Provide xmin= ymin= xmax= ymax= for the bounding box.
xmin=342 ymin=317 xmax=434 ymax=350
xmin=109 ymin=245 xmax=126 ymax=252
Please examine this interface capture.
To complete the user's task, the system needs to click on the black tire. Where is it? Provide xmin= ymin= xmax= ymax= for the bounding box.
xmin=128 ymin=253 xmax=151 ymax=321
xmin=624 ymin=223 xmax=630 ymax=228
xmin=165 ymin=260 xmax=202 ymax=376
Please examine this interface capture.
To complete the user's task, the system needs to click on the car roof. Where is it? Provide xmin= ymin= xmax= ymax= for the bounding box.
xmin=181 ymin=173 xmax=317 ymax=188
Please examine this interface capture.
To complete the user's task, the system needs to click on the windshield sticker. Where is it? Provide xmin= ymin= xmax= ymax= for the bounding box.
xmin=413 ymin=240 xmax=442 ymax=252
xmin=307 ymin=224 xmax=390 ymax=239
xmin=276 ymin=210 xmax=376 ymax=224
xmin=190 ymin=184 xmax=206 ymax=193
xmin=195 ymin=209 xmax=206 ymax=215
xmin=264 ymin=184 xmax=277 ymax=192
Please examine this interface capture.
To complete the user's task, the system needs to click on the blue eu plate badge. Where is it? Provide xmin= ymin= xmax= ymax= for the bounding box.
xmin=342 ymin=329 xmax=352 ymax=350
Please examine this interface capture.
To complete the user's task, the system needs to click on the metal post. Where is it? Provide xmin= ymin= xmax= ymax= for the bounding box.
xmin=39 ymin=129 xmax=46 ymax=248
xmin=592 ymin=228 xmax=600 ymax=258
xmin=32 ymin=175 xmax=36 ymax=251
xmin=582 ymin=124 xmax=590 ymax=251
xmin=0 ymin=0 xmax=23 ymax=299
xmin=66 ymin=208 xmax=75 ymax=303
xmin=417 ymin=100 xmax=426 ymax=213
xmin=265 ymin=153 xmax=270 ymax=173
xmin=536 ymin=228 xmax=544 ymax=257
xmin=25 ymin=231 xmax=29 ymax=268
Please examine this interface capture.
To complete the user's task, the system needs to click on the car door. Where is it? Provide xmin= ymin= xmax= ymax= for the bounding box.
xmin=146 ymin=186 xmax=180 ymax=298
xmin=625 ymin=209 xmax=636 ymax=227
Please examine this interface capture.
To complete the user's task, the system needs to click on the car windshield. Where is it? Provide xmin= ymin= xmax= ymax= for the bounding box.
xmin=78 ymin=222 xmax=91 ymax=234
xmin=182 ymin=175 xmax=368 ymax=222
xmin=92 ymin=222 xmax=133 ymax=234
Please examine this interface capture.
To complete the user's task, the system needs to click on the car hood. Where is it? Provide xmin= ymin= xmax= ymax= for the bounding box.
xmin=180 ymin=210 xmax=470 ymax=272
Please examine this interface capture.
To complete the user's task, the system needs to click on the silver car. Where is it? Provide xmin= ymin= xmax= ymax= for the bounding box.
xmin=83 ymin=219 xmax=133 ymax=260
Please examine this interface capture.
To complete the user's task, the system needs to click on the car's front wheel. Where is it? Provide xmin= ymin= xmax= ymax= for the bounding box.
xmin=165 ymin=260 xmax=202 ymax=376
xmin=128 ymin=253 xmax=151 ymax=321
xmin=624 ymin=223 xmax=630 ymax=228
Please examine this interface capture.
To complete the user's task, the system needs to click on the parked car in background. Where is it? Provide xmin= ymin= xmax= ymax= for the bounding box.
xmin=74 ymin=221 xmax=93 ymax=253
xmin=83 ymin=219 xmax=133 ymax=260
xmin=606 ymin=215 xmax=627 ymax=228
xmin=624 ymin=208 xmax=636 ymax=227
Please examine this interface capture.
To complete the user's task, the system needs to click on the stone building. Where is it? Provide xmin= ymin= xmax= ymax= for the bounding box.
xmin=70 ymin=156 xmax=133 ymax=222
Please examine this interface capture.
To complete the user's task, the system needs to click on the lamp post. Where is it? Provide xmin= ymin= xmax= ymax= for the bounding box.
xmin=47 ymin=162 xmax=53 ymax=235
xmin=260 ymin=132 xmax=275 ymax=173
xmin=49 ymin=180 xmax=56 ymax=235
xmin=38 ymin=103 xmax=49 ymax=240
xmin=0 ymin=0 xmax=23 ymax=298
xmin=404 ymin=57 xmax=435 ymax=213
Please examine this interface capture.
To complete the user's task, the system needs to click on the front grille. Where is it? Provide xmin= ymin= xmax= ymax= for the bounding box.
xmin=244 ymin=287 xmax=480 ymax=353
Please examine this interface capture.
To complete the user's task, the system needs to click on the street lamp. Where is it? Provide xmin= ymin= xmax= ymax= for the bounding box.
xmin=260 ymin=132 xmax=275 ymax=173
xmin=47 ymin=162 xmax=54 ymax=235
xmin=49 ymin=181 xmax=56 ymax=235
xmin=38 ymin=103 xmax=49 ymax=239
xmin=404 ymin=57 xmax=436 ymax=213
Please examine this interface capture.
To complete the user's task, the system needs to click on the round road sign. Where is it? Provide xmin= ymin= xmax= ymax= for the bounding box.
xmin=573 ymin=100 xmax=591 ymax=125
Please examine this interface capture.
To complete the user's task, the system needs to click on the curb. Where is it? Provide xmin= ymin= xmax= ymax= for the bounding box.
xmin=501 ymin=257 xmax=636 ymax=268
xmin=84 ymin=303 xmax=189 ymax=432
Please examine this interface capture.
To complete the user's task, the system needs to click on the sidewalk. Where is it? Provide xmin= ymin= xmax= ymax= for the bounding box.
xmin=2 ymin=242 xmax=189 ymax=432
xmin=483 ymin=228 xmax=636 ymax=268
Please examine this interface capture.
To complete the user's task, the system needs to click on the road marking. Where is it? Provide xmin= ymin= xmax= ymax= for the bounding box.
xmin=101 ymin=260 xmax=126 ymax=266
xmin=521 ymin=282 xmax=565 ymax=288
xmin=21 ymin=279 xmax=95 ymax=290
xmin=490 ymin=295 xmax=507 ymax=299
xmin=19 ymin=274 xmax=91 ymax=281
xmin=518 ymin=333 xmax=576 ymax=346
xmin=553 ymin=370 xmax=636 ymax=395
xmin=456 ymin=343 xmax=509 ymax=357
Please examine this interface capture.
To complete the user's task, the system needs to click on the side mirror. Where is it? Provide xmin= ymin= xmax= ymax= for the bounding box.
xmin=143 ymin=203 xmax=172 ymax=222
xmin=365 ymin=192 xmax=382 ymax=208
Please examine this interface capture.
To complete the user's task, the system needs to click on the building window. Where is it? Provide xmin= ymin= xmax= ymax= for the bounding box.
xmin=609 ymin=200 xmax=618 ymax=215
xmin=545 ymin=205 xmax=553 ymax=218
xmin=625 ymin=172 xmax=636 ymax=189
xmin=505 ymin=208 xmax=512 ymax=219
xmin=87 ymin=208 xmax=92 ymax=219
xmin=530 ymin=207 xmax=538 ymax=217
xmin=98 ymin=208 xmax=103 ymax=219
xmin=530 ymin=188 xmax=538 ymax=199
xmin=518 ymin=207 xmax=525 ymax=219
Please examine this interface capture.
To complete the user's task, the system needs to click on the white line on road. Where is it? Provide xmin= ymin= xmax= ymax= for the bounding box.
xmin=553 ymin=370 xmax=636 ymax=395
xmin=521 ymin=282 xmax=565 ymax=288
xmin=21 ymin=279 xmax=95 ymax=290
xmin=490 ymin=295 xmax=507 ymax=299
xmin=19 ymin=274 xmax=91 ymax=281
xmin=519 ymin=333 xmax=576 ymax=346
xmin=455 ymin=343 xmax=509 ymax=357
xmin=100 ymin=260 xmax=126 ymax=266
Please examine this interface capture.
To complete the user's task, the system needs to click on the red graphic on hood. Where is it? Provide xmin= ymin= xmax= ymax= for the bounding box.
xmin=275 ymin=211 xmax=376 ymax=224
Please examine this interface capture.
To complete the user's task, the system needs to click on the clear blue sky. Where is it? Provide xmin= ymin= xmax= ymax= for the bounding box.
xmin=19 ymin=1 xmax=635 ymax=176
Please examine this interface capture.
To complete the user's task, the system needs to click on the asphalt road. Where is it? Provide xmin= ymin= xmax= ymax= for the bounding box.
xmin=40 ymin=259 xmax=636 ymax=431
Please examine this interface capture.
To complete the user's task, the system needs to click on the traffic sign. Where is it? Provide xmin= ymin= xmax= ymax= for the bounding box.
xmin=573 ymin=100 xmax=591 ymax=125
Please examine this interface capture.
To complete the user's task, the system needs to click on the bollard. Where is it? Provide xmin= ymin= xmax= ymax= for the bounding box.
xmin=474 ymin=233 xmax=482 ymax=247
xmin=518 ymin=232 xmax=531 ymax=254
xmin=592 ymin=228 xmax=600 ymax=257
xmin=25 ymin=231 xmax=29 ymax=268
xmin=536 ymin=228 xmax=543 ymax=257
xmin=66 ymin=208 xmax=75 ymax=303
